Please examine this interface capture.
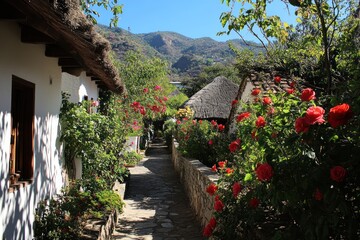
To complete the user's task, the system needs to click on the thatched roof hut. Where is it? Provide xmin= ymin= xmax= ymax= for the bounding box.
xmin=185 ymin=76 xmax=239 ymax=122
xmin=1 ymin=0 xmax=124 ymax=93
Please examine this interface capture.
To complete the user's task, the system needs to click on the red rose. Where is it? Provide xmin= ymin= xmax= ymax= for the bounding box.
xmin=218 ymin=161 xmax=226 ymax=169
xmin=229 ymin=139 xmax=241 ymax=152
xmin=232 ymin=182 xmax=242 ymax=198
xmin=305 ymin=106 xmax=325 ymax=125
xmin=274 ymin=76 xmax=281 ymax=83
xmin=255 ymin=116 xmax=266 ymax=128
xmin=236 ymin=112 xmax=251 ymax=122
xmin=225 ymin=168 xmax=233 ymax=175
xmin=211 ymin=120 xmax=217 ymax=127
xmin=203 ymin=218 xmax=216 ymax=237
xmin=301 ymin=88 xmax=316 ymax=101
xmin=232 ymin=99 xmax=238 ymax=106
xmin=314 ymin=188 xmax=323 ymax=201
xmin=249 ymin=198 xmax=260 ymax=208
xmin=328 ymin=103 xmax=353 ymax=128
xmin=214 ymin=199 xmax=224 ymax=212
xmin=256 ymin=163 xmax=274 ymax=182
xmin=154 ymin=85 xmax=162 ymax=91
xmin=330 ymin=166 xmax=346 ymax=182
xmin=211 ymin=164 xmax=217 ymax=172
xmin=208 ymin=139 xmax=213 ymax=145
xmin=295 ymin=117 xmax=310 ymax=133
xmin=251 ymin=88 xmax=261 ymax=96
xmin=217 ymin=124 xmax=225 ymax=131
xmin=262 ymin=97 xmax=272 ymax=105
xmin=206 ymin=183 xmax=218 ymax=196
xmin=143 ymin=88 xmax=149 ymax=93
xmin=286 ymin=88 xmax=295 ymax=94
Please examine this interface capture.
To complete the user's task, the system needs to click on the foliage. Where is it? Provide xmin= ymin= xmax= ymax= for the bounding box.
xmin=80 ymin=0 xmax=123 ymax=27
xmin=163 ymin=119 xmax=177 ymax=146
xmin=175 ymin=118 xmax=234 ymax=167
xmin=121 ymin=151 xmax=143 ymax=166
xmin=203 ymin=88 xmax=360 ymax=239
xmin=60 ymin=92 xmax=128 ymax=189
xmin=34 ymin=182 xmax=124 ymax=239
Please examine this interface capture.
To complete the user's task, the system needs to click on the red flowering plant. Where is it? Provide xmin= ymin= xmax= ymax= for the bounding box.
xmin=175 ymin=116 xmax=235 ymax=167
xmin=204 ymin=88 xmax=360 ymax=239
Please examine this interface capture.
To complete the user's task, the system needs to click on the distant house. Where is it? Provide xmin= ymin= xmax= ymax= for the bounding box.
xmin=0 ymin=1 xmax=123 ymax=239
xmin=184 ymin=76 xmax=239 ymax=124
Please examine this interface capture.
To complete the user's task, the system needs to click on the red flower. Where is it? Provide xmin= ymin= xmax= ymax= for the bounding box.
xmin=206 ymin=183 xmax=218 ymax=196
xmin=229 ymin=139 xmax=241 ymax=152
xmin=208 ymin=139 xmax=213 ymax=145
xmin=314 ymin=188 xmax=323 ymax=201
xmin=267 ymin=107 xmax=275 ymax=115
xmin=176 ymin=120 xmax=181 ymax=125
xmin=262 ymin=97 xmax=272 ymax=105
xmin=143 ymin=88 xmax=149 ymax=93
xmin=211 ymin=120 xmax=217 ymax=127
xmin=232 ymin=99 xmax=238 ymax=106
xmin=154 ymin=85 xmax=162 ymax=91
xmin=251 ymin=88 xmax=261 ymax=96
xmin=218 ymin=161 xmax=226 ymax=169
xmin=328 ymin=103 xmax=353 ymax=128
xmin=286 ymin=88 xmax=295 ymax=94
xmin=290 ymin=81 xmax=296 ymax=88
xmin=211 ymin=164 xmax=217 ymax=172
xmin=295 ymin=117 xmax=310 ymax=133
xmin=249 ymin=198 xmax=260 ymax=208
xmin=218 ymin=124 xmax=225 ymax=131
xmin=236 ymin=112 xmax=251 ymax=123
xmin=274 ymin=76 xmax=281 ymax=84
xmin=163 ymin=96 xmax=168 ymax=101
xmin=140 ymin=106 xmax=146 ymax=115
xmin=256 ymin=163 xmax=274 ymax=182
xmin=301 ymin=88 xmax=316 ymax=101
xmin=192 ymin=120 xmax=197 ymax=125
xmin=225 ymin=168 xmax=233 ymax=175
xmin=232 ymin=182 xmax=242 ymax=198
xmin=203 ymin=218 xmax=217 ymax=237
xmin=330 ymin=166 xmax=346 ymax=182
xmin=255 ymin=116 xmax=266 ymax=128
xmin=214 ymin=199 xmax=224 ymax=212
xmin=305 ymin=106 xmax=325 ymax=125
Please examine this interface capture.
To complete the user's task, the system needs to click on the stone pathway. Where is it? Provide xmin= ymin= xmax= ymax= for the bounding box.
xmin=112 ymin=140 xmax=204 ymax=240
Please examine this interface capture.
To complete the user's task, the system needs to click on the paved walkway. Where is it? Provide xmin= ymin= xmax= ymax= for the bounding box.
xmin=112 ymin=140 xmax=204 ymax=240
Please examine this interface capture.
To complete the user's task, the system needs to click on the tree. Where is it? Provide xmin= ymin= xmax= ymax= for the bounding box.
xmin=80 ymin=0 xmax=123 ymax=27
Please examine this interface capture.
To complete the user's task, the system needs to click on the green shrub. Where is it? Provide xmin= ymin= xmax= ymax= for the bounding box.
xmin=122 ymin=151 xmax=142 ymax=165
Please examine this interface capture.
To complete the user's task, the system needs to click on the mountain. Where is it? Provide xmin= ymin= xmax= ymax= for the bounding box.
xmin=97 ymin=25 xmax=262 ymax=79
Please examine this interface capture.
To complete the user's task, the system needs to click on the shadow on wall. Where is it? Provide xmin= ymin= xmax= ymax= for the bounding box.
xmin=2 ymin=113 xmax=63 ymax=240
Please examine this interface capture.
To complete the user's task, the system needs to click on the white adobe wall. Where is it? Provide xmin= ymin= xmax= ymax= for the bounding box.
xmin=0 ymin=22 xmax=65 ymax=240
xmin=61 ymin=72 xmax=99 ymax=103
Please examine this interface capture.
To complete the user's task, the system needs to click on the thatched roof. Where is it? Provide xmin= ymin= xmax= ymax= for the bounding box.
xmin=185 ymin=76 xmax=239 ymax=119
xmin=1 ymin=0 xmax=124 ymax=93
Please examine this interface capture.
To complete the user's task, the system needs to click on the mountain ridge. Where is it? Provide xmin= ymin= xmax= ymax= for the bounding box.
xmin=97 ymin=25 xmax=262 ymax=79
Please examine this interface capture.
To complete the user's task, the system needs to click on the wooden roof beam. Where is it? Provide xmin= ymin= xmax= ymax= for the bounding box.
xmin=21 ymin=25 xmax=55 ymax=44
xmin=58 ymin=58 xmax=81 ymax=68
xmin=62 ymin=67 xmax=83 ymax=77
xmin=45 ymin=44 xmax=72 ymax=58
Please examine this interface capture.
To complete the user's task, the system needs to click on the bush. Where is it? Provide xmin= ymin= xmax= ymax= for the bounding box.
xmin=203 ymin=89 xmax=360 ymax=239
xmin=121 ymin=151 xmax=142 ymax=166
xmin=34 ymin=181 xmax=124 ymax=240
xmin=175 ymin=118 xmax=234 ymax=167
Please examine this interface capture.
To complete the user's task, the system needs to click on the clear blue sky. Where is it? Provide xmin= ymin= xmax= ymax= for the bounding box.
xmin=95 ymin=0 xmax=297 ymax=42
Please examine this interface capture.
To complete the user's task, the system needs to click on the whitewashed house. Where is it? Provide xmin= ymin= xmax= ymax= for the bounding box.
xmin=0 ymin=1 xmax=123 ymax=239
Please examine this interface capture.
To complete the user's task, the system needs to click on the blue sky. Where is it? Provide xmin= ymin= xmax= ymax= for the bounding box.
xmin=95 ymin=0 xmax=297 ymax=42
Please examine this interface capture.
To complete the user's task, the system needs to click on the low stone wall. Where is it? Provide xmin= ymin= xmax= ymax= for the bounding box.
xmin=171 ymin=140 xmax=218 ymax=228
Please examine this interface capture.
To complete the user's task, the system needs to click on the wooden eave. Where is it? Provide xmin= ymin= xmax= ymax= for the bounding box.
xmin=1 ymin=0 xmax=124 ymax=93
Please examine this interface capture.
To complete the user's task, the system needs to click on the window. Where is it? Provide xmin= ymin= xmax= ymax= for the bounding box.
xmin=9 ymin=76 xmax=35 ymax=190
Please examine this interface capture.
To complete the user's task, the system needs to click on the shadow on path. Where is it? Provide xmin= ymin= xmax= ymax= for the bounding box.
xmin=112 ymin=139 xmax=204 ymax=240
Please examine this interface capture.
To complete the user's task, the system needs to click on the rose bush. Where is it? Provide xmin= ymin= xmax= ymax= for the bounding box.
xmin=203 ymin=88 xmax=359 ymax=239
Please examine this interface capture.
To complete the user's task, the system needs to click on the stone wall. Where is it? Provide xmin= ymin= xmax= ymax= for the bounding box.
xmin=171 ymin=140 xmax=218 ymax=227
